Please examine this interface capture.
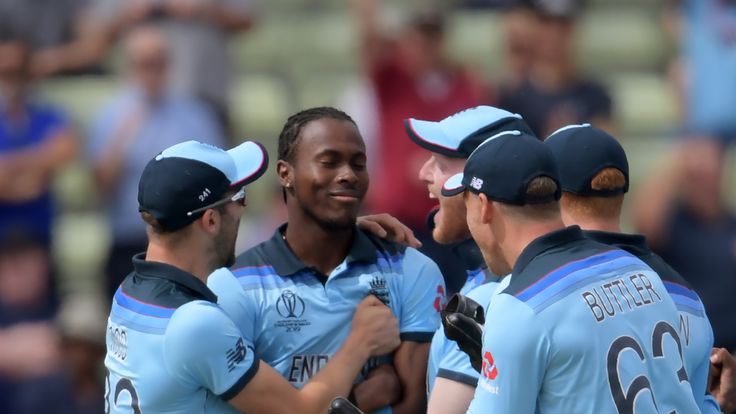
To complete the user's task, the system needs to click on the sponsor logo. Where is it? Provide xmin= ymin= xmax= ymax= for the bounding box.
xmin=482 ymin=351 xmax=498 ymax=380
xmin=368 ymin=276 xmax=391 ymax=305
xmin=470 ymin=177 xmax=484 ymax=190
xmin=226 ymin=338 xmax=250 ymax=372
xmin=434 ymin=285 xmax=446 ymax=312
xmin=274 ymin=290 xmax=310 ymax=333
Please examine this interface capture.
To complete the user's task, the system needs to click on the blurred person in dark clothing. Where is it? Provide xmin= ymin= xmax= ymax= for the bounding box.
xmin=87 ymin=25 xmax=226 ymax=300
xmin=353 ymin=0 xmax=487 ymax=293
xmin=0 ymin=40 xmax=78 ymax=247
xmin=0 ymin=230 xmax=62 ymax=414
xmin=497 ymin=0 xmax=613 ymax=137
xmin=634 ymin=138 xmax=736 ymax=353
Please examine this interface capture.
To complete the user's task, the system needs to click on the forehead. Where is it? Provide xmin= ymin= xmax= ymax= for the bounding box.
xmin=296 ymin=118 xmax=365 ymax=156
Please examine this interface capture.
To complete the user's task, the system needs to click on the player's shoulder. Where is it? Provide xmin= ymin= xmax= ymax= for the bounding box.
xmin=465 ymin=280 xmax=501 ymax=304
xmin=358 ymin=228 xmax=408 ymax=259
xmin=503 ymin=228 xmax=647 ymax=311
xmin=167 ymin=300 xmax=233 ymax=341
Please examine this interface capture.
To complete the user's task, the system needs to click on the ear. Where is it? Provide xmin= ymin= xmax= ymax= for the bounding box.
xmin=276 ymin=159 xmax=293 ymax=188
xmin=198 ymin=208 xmax=221 ymax=236
xmin=479 ymin=193 xmax=494 ymax=225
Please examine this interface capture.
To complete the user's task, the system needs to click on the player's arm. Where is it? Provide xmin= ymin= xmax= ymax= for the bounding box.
xmin=391 ymin=341 xmax=430 ymax=414
xmin=427 ymin=377 xmax=475 ymax=414
xmin=392 ymin=248 xmax=447 ymax=413
xmin=231 ymin=295 xmax=400 ymax=414
xmin=350 ymin=363 xmax=401 ymax=412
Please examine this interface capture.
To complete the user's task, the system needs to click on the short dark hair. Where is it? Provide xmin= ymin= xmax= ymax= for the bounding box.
xmin=277 ymin=107 xmax=356 ymax=163
xmin=498 ymin=176 xmax=561 ymax=220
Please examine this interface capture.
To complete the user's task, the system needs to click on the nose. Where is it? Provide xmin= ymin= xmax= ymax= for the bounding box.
xmin=337 ymin=164 xmax=359 ymax=184
xmin=418 ymin=157 xmax=434 ymax=184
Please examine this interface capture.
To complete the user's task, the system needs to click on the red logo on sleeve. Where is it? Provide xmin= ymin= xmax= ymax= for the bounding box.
xmin=482 ymin=351 xmax=498 ymax=380
xmin=433 ymin=285 xmax=446 ymax=312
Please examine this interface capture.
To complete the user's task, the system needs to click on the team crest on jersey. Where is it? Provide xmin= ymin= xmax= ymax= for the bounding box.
xmin=274 ymin=290 xmax=311 ymax=333
xmin=368 ymin=276 xmax=391 ymax=305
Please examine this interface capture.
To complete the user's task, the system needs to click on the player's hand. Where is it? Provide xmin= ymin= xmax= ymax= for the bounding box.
xmin=709 ymin=347 xmax=736 ymax=413
xmin=350 ymin=295 xmax=400 ymax=357
xmin=442 ymin=295 xmax=484 ymax=373
xmin=356 ymin=214 xmax=421 ymax=249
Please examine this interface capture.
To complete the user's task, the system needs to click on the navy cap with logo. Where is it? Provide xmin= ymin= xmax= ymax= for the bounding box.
xmin=441 ymin=130 xmax=561 ymax=205
xmin=138 ymin=140 xmax=268 ymax=232
xmin=404 ymin=105 xmax=534 ymax=158
xmin=544 ymin=123 xmax=629 ymax=197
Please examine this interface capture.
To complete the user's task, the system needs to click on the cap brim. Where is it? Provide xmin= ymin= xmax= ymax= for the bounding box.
xmin=405 ymin=119 xmax=464 ymax=158
xmin=441 ymin=173 xmax=466 ymax=197
xmin=227 ymin=141 xmax=269 ymax=187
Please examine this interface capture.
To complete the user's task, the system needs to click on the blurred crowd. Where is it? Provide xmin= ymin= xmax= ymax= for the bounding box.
xmin=0 ymin=0 xmax=734 ymax=413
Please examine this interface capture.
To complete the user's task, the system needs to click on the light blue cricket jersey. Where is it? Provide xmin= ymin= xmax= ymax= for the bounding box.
xmin=584 ymin=230 xmax=720 ymax=413
xmin=209 ymin=225 xmax=445 ymax=414
xmin=467 ymin=226 xmax=700 ymax=414
xmin=104 ymin=255 xmax=259 ymax=414
xmin=426 ymin=238 xmax=500 ymax=395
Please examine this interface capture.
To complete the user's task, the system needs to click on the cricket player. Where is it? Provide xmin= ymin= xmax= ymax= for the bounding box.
xmin=403 ymin=105 xmax=533 ymax=413
xmin=450 ymin=131 xmax=700 ymax=412
xmin=208 ymin=107 xmax=445 ymax=414
xmin=104 ymin=140 xmax=401 ymax=414
xmin=544 ymin=123 xmax=722 ymax=412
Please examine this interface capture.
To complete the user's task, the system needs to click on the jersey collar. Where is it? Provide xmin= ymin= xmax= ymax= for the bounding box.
xmin=131 ymin=253 xmax=218 ymax=302
xmin=513 ymin=225 xmax=586 ymax=276
xmin=582 ymin=230 xmax=650 ymax=257
xmin=262 ymin=223 xmax=378 ymax=276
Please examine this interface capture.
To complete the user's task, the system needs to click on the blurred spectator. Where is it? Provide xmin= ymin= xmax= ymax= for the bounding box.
xmin=0 ymin=0 xmax=109 ymax=77
xmin=497 ymin=0 xmax=613 ymax=137
xmin=0 ymin=40 xmax=78 ymax=247
xmin=0 ymin=230 xmax=61 ymax=413
xmin=87 ymin=25 xmax=226 ymax=299
xmin=634 ymin=139 xmax=736 ymax=352
xmin=352 ymin=0 xmax=487 ymax=293
xmin=666 ymin=0 xmax=736 ymax=145
xmin=89 ymin=0 xmax=256 ymax=139
xmin=498 ymin=1 xmax=539 ymax=89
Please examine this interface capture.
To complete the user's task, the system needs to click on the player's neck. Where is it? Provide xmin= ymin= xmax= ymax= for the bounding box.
xmin=283 ymin=218 xmax=354 ymax=276
xmin=564 ymin=212 xmax=622 ymax=234
xmin=503 ymin=217 xmax=566 ymax=270
xmin=145 ymin=242 xmax=212 ymax=284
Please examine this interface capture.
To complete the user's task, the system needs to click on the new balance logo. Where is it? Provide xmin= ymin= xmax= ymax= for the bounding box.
xmin=470 ymin=177 xmax=484 ymax=190
xmin=226 ymin=338 xmax=248 ymax=372
xmin=198 ymin=188 xmax=211 ymax=202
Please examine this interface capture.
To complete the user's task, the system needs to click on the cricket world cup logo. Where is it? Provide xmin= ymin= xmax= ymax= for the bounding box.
xmin=276 ymin=290 xmax=306 ymax=319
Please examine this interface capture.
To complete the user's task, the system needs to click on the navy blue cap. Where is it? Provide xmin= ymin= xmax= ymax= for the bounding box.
xmin=442 ymin=131 xmax=561 ymax=205
xmin=544 ymin=124 xmax=629 ymax=197
xmin=138 ymin=140 xmax=268 ymax=231
xmin=404 ymin=105 xmax=534 ymax=158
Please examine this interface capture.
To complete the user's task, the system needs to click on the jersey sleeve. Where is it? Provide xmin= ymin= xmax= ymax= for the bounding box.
xmin=207 ymin=267 xmax=257 ymax=342
xmin=398 ymin=248 xmax=445 ymax=342
xmin=163 ymin=301 xmax=259 ymax=401
xmin=433 ymin=283 xmax=498 ymax=388
xmin=467 ymin=296 xmax=549 ymax=414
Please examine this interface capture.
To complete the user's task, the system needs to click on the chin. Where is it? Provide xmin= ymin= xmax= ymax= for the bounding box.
xmin=432 ymin=225 xmax=470 ymax=244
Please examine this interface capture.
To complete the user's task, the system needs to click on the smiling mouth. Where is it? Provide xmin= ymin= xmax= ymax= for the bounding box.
xmin=328 ymin=191 xmax=362 ymax=202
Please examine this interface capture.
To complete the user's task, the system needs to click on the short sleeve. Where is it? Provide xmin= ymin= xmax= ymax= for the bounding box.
xmin=164 ymin=301 xmax=259 ymax=400
xmin=398 ymin=248 xmax=445 ymax=342
xmin=434 ymin=283 xmax=498 ymax=387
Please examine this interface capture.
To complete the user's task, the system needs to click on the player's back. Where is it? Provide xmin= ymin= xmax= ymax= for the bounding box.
xmin=105 ymin=262 xmax=254 ymax=414
xmin=469 ymin=227 xmax=700 ymax=413
xmin=584 ymin=230 xmax=717 ymax=412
